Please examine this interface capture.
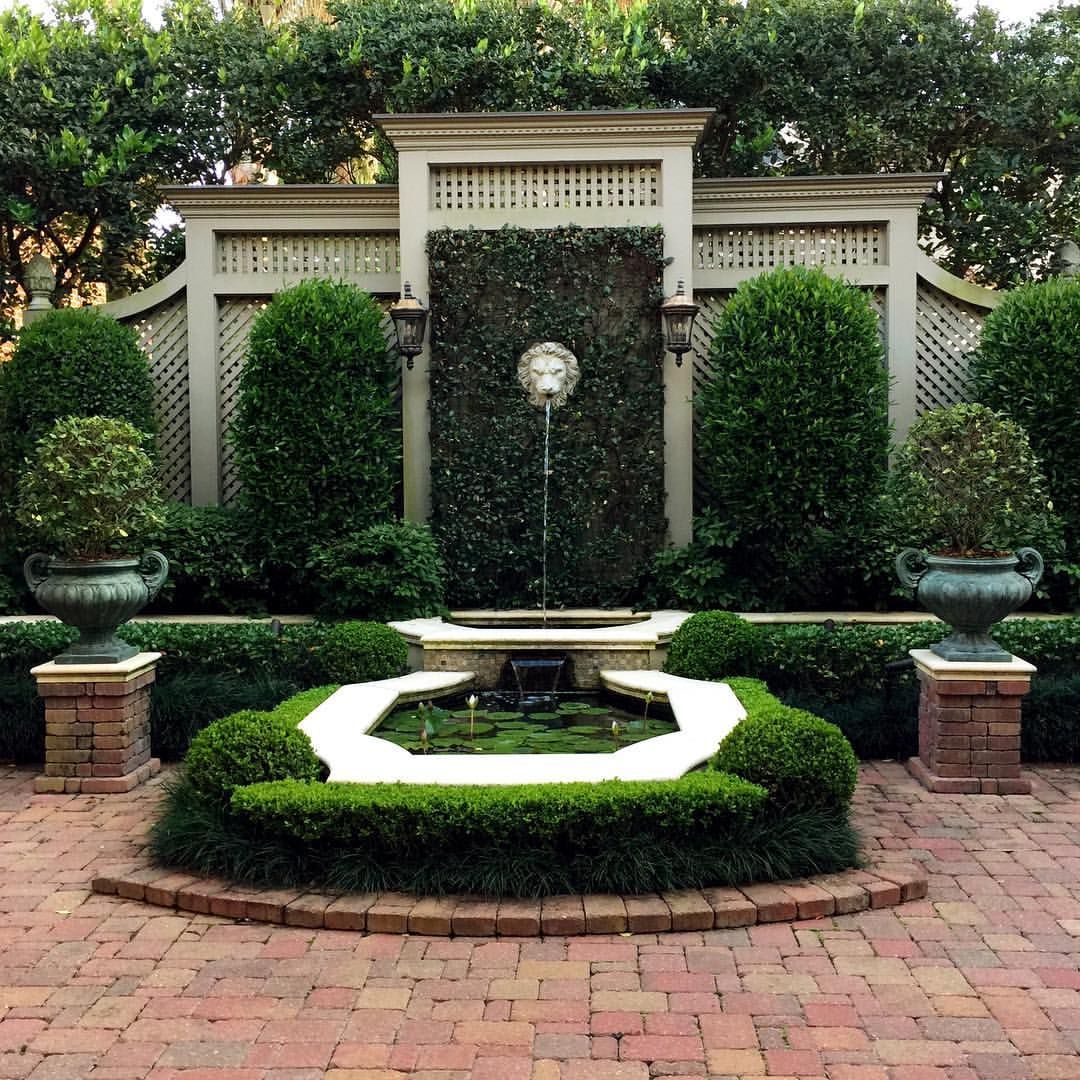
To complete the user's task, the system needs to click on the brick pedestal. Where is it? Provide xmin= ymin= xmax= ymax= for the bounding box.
xmin=31 ymin=652 xmax=162 ymax=794
xmin=907 ymin=648 xmax=1035 ymax=795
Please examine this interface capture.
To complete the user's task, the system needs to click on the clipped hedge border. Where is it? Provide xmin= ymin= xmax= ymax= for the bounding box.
xmin=150 ymin=680 xmax=860 ymax=897
xmin=0 ymin=621 xmax=395 ymax=763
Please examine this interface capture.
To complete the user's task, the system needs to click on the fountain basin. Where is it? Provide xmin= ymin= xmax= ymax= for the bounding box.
xmin=388 ymin=610 xmax=692 ymax=689
xmin=299 ymin=668 xmax=744 ymax=784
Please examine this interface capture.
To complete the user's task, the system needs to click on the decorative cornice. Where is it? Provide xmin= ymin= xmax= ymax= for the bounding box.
xmin=375 ymin=109 xmax=714 ymax=151
xmin=159 ymin=184 xmax=400 ymax=220
xmin=693 ymin=173 xmax=943 ymax=214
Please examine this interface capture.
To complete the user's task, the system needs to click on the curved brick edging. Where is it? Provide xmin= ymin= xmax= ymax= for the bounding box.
xmin=91 ymin=862 xmax=926 ymax=936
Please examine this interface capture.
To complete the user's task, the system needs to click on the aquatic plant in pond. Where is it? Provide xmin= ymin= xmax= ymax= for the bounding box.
xmin=374 ymin=693 xmax=677 ymax=754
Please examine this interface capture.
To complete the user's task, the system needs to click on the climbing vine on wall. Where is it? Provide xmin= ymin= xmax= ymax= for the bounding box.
xmin=428 ymin=226 xmax=666 ymax=609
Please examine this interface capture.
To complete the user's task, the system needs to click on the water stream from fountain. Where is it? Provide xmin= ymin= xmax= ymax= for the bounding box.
xmin=541 ymin=401 xmax=551 ymax=626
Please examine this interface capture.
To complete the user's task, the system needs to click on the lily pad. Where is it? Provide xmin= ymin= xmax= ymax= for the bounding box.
xmin=487 ymin=710 xmax=525 ymax=721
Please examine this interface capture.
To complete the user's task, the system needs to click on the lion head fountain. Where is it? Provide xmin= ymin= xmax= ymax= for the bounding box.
xmin=518 ymin=342 xmax=580 ymax=409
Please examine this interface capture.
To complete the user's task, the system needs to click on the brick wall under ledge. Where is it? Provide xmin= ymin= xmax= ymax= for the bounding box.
xmin=31 ymin=652 xmax=162 ymax=795
xmin=908 ymin=648 xmax=1035 ymax=796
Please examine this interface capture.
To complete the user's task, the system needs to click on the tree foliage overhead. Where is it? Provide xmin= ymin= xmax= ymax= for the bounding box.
xmin=0 ymin=0 xmax=1077 ymax=318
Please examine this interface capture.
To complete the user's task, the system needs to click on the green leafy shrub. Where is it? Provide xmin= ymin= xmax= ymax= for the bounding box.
xmin=183 ymin=709 xmax=321 ymax=803
xmin=725 ymin=676 xmax=777 ymax=714
xmin=311 ymin=621 xmax=407 ymax=683
xmin=695 ymin=266 xmax=890 ymax=608
xmin=884 ymin=403 xmax=1057 ymax=555
xmin=0 ymin=308 xmax=156 ymax=503
xmin=665 ymin=611 xmax=763 ymax=680
xmin=312 ymin=521 xmax=445 ymax=620
xmin=233 ymin=771 xmax=766 ymax=850
xmin=714 ymin=703 xmax=859 ymax=812
xmin=147 ymin=502 xmax=265 ymax=614
xmin=230 ymin=279 xmax=399 ymax=583
xmin=16 ymin=416 xmax=166 ymax=558
xmin=971 ymin=279 xmax=1080 ymax=550
xmin=0 ymin=566 xmax=21 ymax=614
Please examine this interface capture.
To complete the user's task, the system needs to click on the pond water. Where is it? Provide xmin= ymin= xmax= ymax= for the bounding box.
xmin=372 ymin=692 xmax=678 ymax=755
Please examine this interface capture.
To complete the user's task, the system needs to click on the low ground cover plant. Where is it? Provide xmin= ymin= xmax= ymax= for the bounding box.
xmin=150 ymin=679 xmax=860 ymax=897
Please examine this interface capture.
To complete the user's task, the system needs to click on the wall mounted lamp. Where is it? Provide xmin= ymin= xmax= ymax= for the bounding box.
xmin=389 ymin=281 xmax=428 ymax=369
xmin=660 ymin=279 xmax=699 ymax=366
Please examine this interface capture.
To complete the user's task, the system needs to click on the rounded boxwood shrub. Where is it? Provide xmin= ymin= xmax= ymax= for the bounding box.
xmin=0 ymin=308 xmax=156 ymax=531
xmin=312 ymin=521 xmax=445 ymax=620
xmin=714 ymin=703 xmax=858 ymax=812
xmin=696 ymin=266 xmax=890 ymax=608
xmin=665 ymin=611 xmax=762 ymax=681
xmin=314 ymin=621 xmax=408 ymax=684
xmin=230 ymin=280 xmax=399 ymax=578
xmin=970 ymin=278 xmax=1080 ymax=549
xmin=184 ymin=709 xmax=321 ymax=803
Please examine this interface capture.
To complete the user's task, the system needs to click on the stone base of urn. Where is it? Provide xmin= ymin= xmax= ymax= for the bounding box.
xmin=31 ymin=652 xmax=162 ymax=794
xmin=907 ymin=648 xmax=1035 ymax=796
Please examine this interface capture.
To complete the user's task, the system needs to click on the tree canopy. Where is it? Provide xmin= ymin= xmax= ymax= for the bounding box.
xmin=1 ymin=0 xmax=1077 ymax=321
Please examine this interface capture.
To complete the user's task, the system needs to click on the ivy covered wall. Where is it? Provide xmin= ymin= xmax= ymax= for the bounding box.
xmin=427 ymin=226 xmax=666 ymax=609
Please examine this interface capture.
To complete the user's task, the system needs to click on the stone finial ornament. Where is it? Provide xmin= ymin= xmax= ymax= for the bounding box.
xmin=518 ymin=342 xmax=580 ymax=409
xmin=1056 ymin=238 xmax=1080 ymax=278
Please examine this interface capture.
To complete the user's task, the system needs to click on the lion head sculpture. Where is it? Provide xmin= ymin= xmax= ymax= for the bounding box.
xmin=517 ymin=342 xmax=580 ymax=409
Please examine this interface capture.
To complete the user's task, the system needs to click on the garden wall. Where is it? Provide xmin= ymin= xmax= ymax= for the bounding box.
xmin=79 ymin=111 xmax=1001 ymax=543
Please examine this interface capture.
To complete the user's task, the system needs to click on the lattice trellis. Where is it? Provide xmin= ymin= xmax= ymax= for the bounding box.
xmin=694 ymin=223 xmax=886 ymax=271
xmin=121 ymin=294 xmax=191 ymax=501
xmin=216 ymin=297 xmax=400 ymax=505
xmin=217 ymin=298 xmax=267 ymax=505
xmin=915 ymin=279 xmax=985 ymax=414
xmin=216 ymin=233 xmax=401 ymax=276
xmin=430 ymin=162 xmax=660 ymax=211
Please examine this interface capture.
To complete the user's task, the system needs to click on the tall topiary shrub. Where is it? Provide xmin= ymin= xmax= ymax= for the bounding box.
xmin=695 ymin=266 xmax=890 ymax=608
xmin=970 ymin=278 xmax=1080 ymax=555
xmin=0 ymin=308 xmax=157 ymax=533
xmin=229 ymin=280 xmax=399 ymax=583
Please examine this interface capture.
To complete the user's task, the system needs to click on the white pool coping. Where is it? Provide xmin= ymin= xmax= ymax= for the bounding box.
xmin=388 ymin=610 xmax=692 ymax=649
xmin=298 ymin=668 xmax=744 ymax=785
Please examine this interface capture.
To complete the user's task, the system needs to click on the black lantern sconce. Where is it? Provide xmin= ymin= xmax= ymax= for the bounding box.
xmin=660 ymin=279 xmax=699 ymax=366
xmin=389 ymin=281 xmax=428 ymax=369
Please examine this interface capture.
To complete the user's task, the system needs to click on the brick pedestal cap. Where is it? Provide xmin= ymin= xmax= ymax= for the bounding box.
xmin=908 ymin=648 xmax=1035 ymax=796
xmin=31 ymin=652 xmax=162 ymax=795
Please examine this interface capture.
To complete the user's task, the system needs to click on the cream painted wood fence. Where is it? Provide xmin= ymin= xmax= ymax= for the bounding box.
xmin=81 ymin=112 xmax=1003 ymax=541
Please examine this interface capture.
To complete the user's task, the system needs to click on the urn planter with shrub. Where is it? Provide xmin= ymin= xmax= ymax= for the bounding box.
xmin=18 ymin=416 xmax=169 ymax=664
xmin=890 ymin=404 xmax=1051 ymax=662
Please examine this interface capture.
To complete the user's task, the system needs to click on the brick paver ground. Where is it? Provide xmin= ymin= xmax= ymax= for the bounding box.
xmin=2 ymin=759 xmax=1079 ymax=1079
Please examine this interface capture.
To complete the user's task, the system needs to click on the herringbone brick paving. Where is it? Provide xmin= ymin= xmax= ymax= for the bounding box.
xmin=1 ymin=760 xmax=1079 ymax=1079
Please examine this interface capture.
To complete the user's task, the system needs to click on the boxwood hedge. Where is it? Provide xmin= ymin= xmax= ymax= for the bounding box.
xmin=150 ymin=678 xmax=861 ymax=897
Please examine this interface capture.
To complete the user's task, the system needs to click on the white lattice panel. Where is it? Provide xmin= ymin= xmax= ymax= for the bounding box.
xmin=217 ymin=298 xmax=399 ymax=505
xmin=123 ymin=295 xmax=191 ymax=501
xmin=915 ymin=280 xmax=986 ymax=414
xmin=216 ymin=233 xmax=401 ymax=276
xmin=695 ymin=223 xmax=886 ymax=271
xmin=430 ymin=162 xmax=660 ymax=211
xmin=217 ymin=299 xmax=268 ymax=505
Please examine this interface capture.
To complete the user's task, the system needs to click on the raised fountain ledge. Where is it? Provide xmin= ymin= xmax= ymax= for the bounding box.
xmin=299 ymin=667 xmax=744 ymax=785
xmin=390 ymin=610 xmax=690 ymax=645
